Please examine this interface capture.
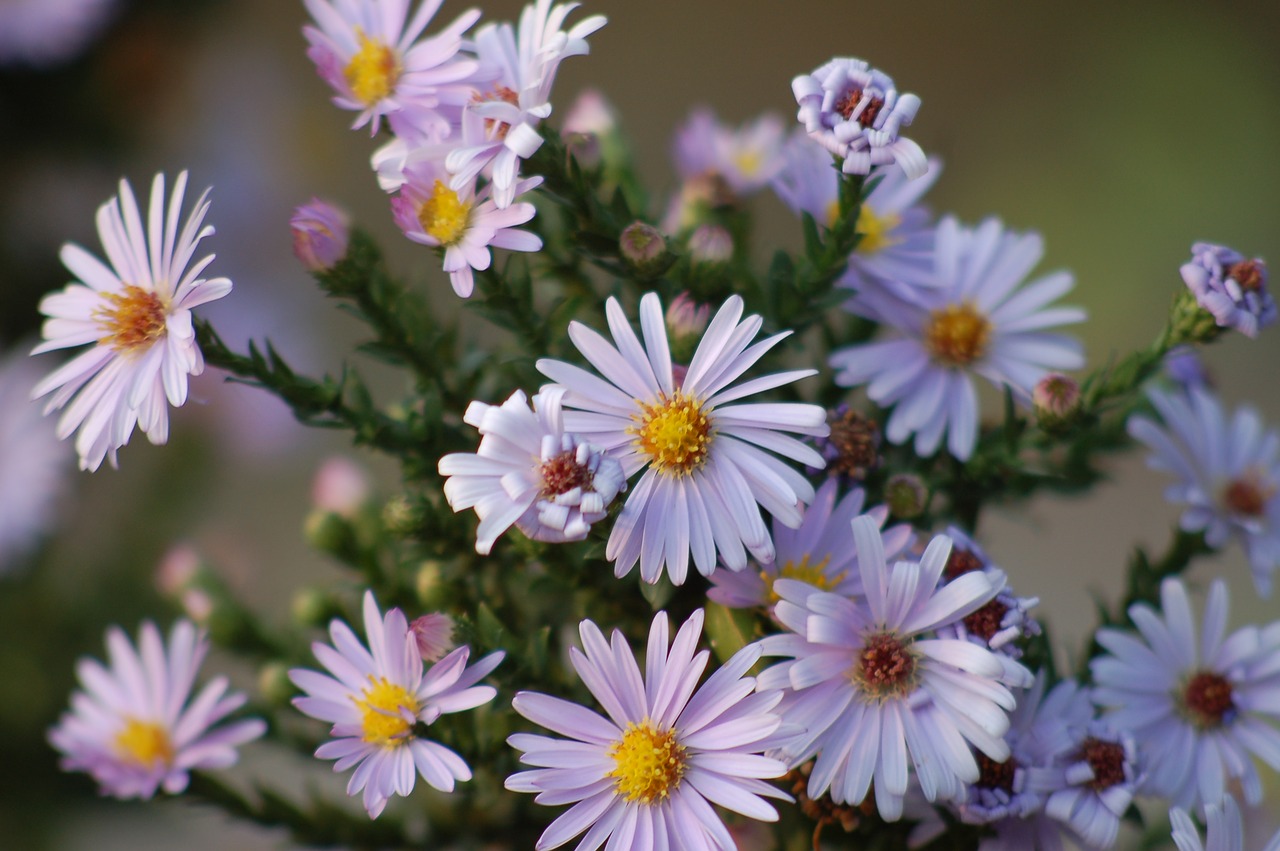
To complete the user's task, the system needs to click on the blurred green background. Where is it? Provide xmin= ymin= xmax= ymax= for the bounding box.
xmin=1 ymin=0 xmax=1278 ymax=847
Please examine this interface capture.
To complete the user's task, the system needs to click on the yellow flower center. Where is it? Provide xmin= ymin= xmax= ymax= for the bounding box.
xmin=113 ymin=718 xmax=174 ymax=768
xmin=418 ymin=181 xmax=471 ymax=246
xmin=764 ymin=554 xmax=841 ymax=604
xmin=344 ymin=31 xmax=400 ymax=107
xmin=854 ymin=205 xmax=902 ymax=254
xmin=925 ymin=302 xmax=992 ymax=367
xmin=608 ymin=721 xmax=686 ymax=804
xmin=96 ymin=284 xmax=167 ymax=354
xmin=631 ymin=393 xmax=712 ymax=477
xmin=354 ymin=677 xmax=420 ymax=746
xmin=734 ymin=149 xmax=763 ymax=179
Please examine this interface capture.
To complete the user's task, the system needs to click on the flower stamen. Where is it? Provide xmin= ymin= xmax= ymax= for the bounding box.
xmin=355 ymin=676 xmax=420 ymax=746
xmin=96 ymin=285 xmax=167 ymax=354
xmin=344 ymin=32 xmax=400 ymax=106
xmin=630 ymin=393 xmax=712 ymax=476
xmin=925 ymin=302 xmax=991 ymax=367
xmin=608 ymin=721 xmax=686 ymax=804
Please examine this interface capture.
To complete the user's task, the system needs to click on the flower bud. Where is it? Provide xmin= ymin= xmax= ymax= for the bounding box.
xmin=415 ymin=561 xmax=447 ymax=608
xmin=666 ymin=292 xmax=712 ymax=368
xmin=410 ymin=613 xmax=456 ymax=662
xmin=1032 ymin=373 xmax=1081 ymax=431
xmin=291 ymin=587 xmax=338 ymax=628
xmin=561 ymin=90 xmax=616 ymax=169
xmin=818 ymin=406 xmax=880 ymax=480
xmin=884 ymin=473 xmax=928 ymax=519
xmin=258 ymin=662 xmax=295 ymax=707
xmin=619 ymin=222 xmax=673 ymax=277
xmin=382 ymin=494 xmax=420 ymax=537
xmin=311 ymin=455 xmax=370 ymax=519
xmin=304 ymin=508 xmax=353 ymax=555
xmin=291 ymin=198 xmax=350 ymax=273
xmin=688 ymin=224 xmax=733 ymax=264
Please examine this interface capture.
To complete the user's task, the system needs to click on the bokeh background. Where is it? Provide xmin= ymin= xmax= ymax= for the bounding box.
xmin=1 ymin=0 xmax=1278 ymax=847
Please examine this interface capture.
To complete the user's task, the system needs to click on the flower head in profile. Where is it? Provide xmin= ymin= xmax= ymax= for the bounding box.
xmin=1091 ymin=578 xmax=1280 ymax=812
xmin=537 ymin=293 xmax=828 ymax=585
xmin=438 ymin=387 xmax=626 ymax=554
xmin=506 ymin=610 xmax=791 ymax=851
xmin=390 ymin=159 xmax=542 ymax=297
xmin=303 ymin=0 xmax=482 ymax=137
xmin=673 ymin=108 xmax=787 ymax=196
xmin=1128 ymin=386 xmax=1280 ymax=596
xmin=289 ymin=591 xmax=504 ymax=817
xmin=829 ymin=216 xmax=1085 ymax=460
xmin=1181 ymin=243 xmax=1274 ymax=338
xmin=30 ymin=172 xmax=233 ymax=471
xmin=291 ymin=198 xmax=351 ymax=273
xmin=791 ymin=57 xmax=926 ymax=179
xmin=1170 ymin=794 xmax=1280 ymax=851
xmin=758 ymin=517 xmax=1026 ymax=820
xmin=48 ymin=619 xmax=265 ymax=799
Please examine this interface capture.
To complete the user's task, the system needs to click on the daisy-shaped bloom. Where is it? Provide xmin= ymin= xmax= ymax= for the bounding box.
xmin=536 ymin=293 xmax=828 ymax=585
xmin=0 ymin=349 xmax=66 ymax=572
xmin=1181 ymin=243 xmax=1275 ymax=339
xmin=445 ymin=0 xmax=607 ymax=208
xmin=1128 ymin=387 xmax=1280 ymax=596
xmin=289 ymin=591 xmax=504 ymax=818
xmin=707 ymin=478 xmax=911 ymax=611
xmin=303 ymin=0 xmax=482 ymax=137
xmin=1091 ymin=578 xmax=1280 ymax=811
xmin=772 ymin=131 xmax=940 ymax=298
xmin=792 ymin=57 xmax=926 ymax=179
xmin=758 ymin=516 xmax=1026 ymax=820
xmin=390 ymin=159 xmax=542 ymax=297
xmin=30 ymin=172 xmax=232 ymax=471
xmin=506 ymin=610 xmax=791 ymax=851
xmin=673 ymin=108 xmax=787 ymax=197
xmin=438 ymin=387 xmax=626 ymax=554
xmin=829 ymin=216 xmax=1085 ymax=461
xmin=1037 ymin=719 xmax=1140 ymax=849
xmin=48 ymin=619 xmax=265 ymax=799
xmin=1171 ymin=794 xmax=1280 ymax=851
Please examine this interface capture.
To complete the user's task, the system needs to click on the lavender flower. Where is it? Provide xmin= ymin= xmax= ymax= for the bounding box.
xmin=1181 ymin=243 xmax=1274 ymax=338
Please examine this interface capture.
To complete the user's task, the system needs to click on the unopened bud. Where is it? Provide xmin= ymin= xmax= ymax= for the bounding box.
xmin=619 ymin=222 xmax=673 ymax=277
xmin=292 ymin=587 xmax=338 ymax=628
xmin=291 ymin=198 xmax=350 ymax=273
xmin=666 ymin=292 xmax=712 ymax=366
xmin=155 ymin=543 xmax=201 ymax=598
xmin=304 ymin=509 xmax=353 ymax=555
xmin=884 ymin=473 xmax=928 ymax=519
xmin=311 ymin=456 xmax=370 ymax=519
xmin=415 ymin=561 xmax=447 ymax=608
xmin=410 ymin=613 xmax=456 ymax=662
xmin=1032 ymin=373 xmax=1081 ymax=432
xmin=382 ymin=494 xmax=420 ymax=537
xmin=258 ymin=662 xmax=295 ymax=707
xmin=688 ymin=224 xmax=733 ymax=264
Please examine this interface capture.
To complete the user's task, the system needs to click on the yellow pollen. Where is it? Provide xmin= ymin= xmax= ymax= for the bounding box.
xmin=418 ymin=181 xmax=471 ymax=246
xmin=764 ymin=554 xmax=842 ymax=604
xmin=354 ymin=677 xmax=420 ymax=746
xmin=854 ymin=205 xmax=902 ymax=254
xmin=344 ymin=32 xmax=400 ymax=106
xmin=608 ymin=721 xmax=686 ymax=804
xmin=96 ymin=285 xmax=167 ymax=354
xmin=113 ymin=718 xmax=174 ymax=768
xmin=734 ymin=149 xmax=764 ymax=178
xmin=630 ymin=393 xmax=713 ymax=477
xmin=925 ymin=302 xmax=992 ymax=367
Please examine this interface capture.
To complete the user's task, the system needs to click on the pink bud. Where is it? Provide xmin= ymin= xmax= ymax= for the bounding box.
xmin=410 ymin=613 xmax=456 ymax=662
xmin=311 ymin=456 xmax=370 ymax=518
xmin=291 ymin=199 xmax=350 ymax=272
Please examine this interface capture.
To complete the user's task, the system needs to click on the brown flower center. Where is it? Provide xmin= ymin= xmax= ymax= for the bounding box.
xmin=925 ymin=302 xmax=992 ymax=367
xmin=1180 ymin=670 xmax=1234 ymax=730
xmin=539 ymin=451 xmax=594 ymax=498
xmin=472 ymin=85 xmax=520 ymax=139
xmin=853 ymin=632 xmax=918 ymax=700
xmin=835 ymin=87 xmax=885 ymax=128
xmin=1227 ymin=260 xmax=1265 ymax=293
xmin=943 ymin=546 xmax=985 ymax=580
xmin=1079 ymin=737 xmax=1126 ymax=791
xmin=825 ymin=408 xmax=880 ymax=480
xmin=964 ymin=599 xmax=1009 ymax=643
xmin=1222 ymin=473 xmax=1273 ymax=517
xmin=975 ymin=754 xmax=1017 ymax=794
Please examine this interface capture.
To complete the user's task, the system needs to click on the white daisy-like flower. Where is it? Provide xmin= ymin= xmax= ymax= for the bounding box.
xmin=303 ymin=0 xmax=482 ymax=137
xmin=445 ymin=0 xmax=606 ymax=208
xmin=1128 ymin=386 xmax=1280 ymax=597
xmin=1091 ymin=577 xmax=1280 ymax=811
xmin=772 ymin=131 xmax=940 ymax=298
xmin=706 ymin=478 xmax=911 ymax=611
xmin=438 ymin=387 xmax=626 ymax=554
xmin=289 ymin=591 xmax=504 ymax=818
xmin=506 ymin=610 xmax=791 ymax=851
xmin=758 ymin=516 xmax=1026 ymax=820
xmin=30 ymin=172 xmax=232 ymax=471
xmin=0 ymin=348 xmax=67 ymax=572
xmin=536 ymin=293 xmax=828 ymax=585
xmin=1171 ymin=794 xmax=1280 ymax=851
xmin=390 ymin=159 xmax=542 ymax=298
xmin=48 ymin=619 xmax=265 ymax=799
xmin=829 ymin=216 xmax=1085 ymax=461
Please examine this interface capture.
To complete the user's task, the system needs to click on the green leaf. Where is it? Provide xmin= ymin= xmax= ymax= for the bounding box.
xmin=704 ymin=602 xmax=756 ymax=664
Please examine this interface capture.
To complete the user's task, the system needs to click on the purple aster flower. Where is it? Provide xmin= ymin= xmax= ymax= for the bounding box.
xmin=506 ymin=610 xmax=791 ymax=851
xmin=829 ymin=216 xmax=1085 ymax=460
xmin=706 ymin=478 xmax=912 ymax=612
xmin=1171 ymin=794 xmax=1280 ymax=851
xmin=792 ymin=57 xmax=926 ymax=179
xmin=1091 ymin=578 xmax=1280 ymax=811
xmin=758 ymin=516 xmax=1027 ymax=820
xmin=672 ymin=108 xmax=787 ymax=196
xmin=1128 ymin=386 xmax=1280 ymax=596
xmin=1181 ymin=243 xmax=1274 ymax=338
xmin=1164 ymin=346 xmax=1214 ymax=390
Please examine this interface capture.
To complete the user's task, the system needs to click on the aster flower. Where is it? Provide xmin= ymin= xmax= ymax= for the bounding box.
xmin=48 ymin=619 xmax=265 ymax=799
xmin=758 ymin=516 xmax=1026 ymax=820
xmin=390 ymin=159 xmax=542 ymax=297
xmin=438 ymin=387 xmax=626 ymax=554
xmin=536 ymin=293 xmax=828 ymax=585
xmin=672 ymin=108 xmax=787 ymax=196
xmin=303 ymin=0 xmax=482 ymax=137
xmin=707 ymin=478 xmax=911 ymax=611
xmin=1037 ymin=719 xmax=1140 ymax=849
xmin=0 ymin=0 xmax=115 ymax=67
xmin=506 ymin=610 xmax=791 ymax=851
xmin=1181 ymin=243 xmax=1274 ymax=338
xmin=1128 ymin=386 xmax=1280 ymax=596
xmin=1091 ymin=577 xmax=1280 ymax=811
xmin=829 ymin=216 xmax=1085 ymax=460
xmin=1170 ymin=794 xmax=1280 ymax=851
xmin=445 ymin=0 xmax=607 ymax=208
xmin=30 ymin=172 xmax=233 ymax=471
xmin=791 ymin=57 xmax=927 ymax=179
xmin=289 ymin=591 xmax=504 ymax=818
xmin=0 ymin=349 xmax=66 ymax=572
